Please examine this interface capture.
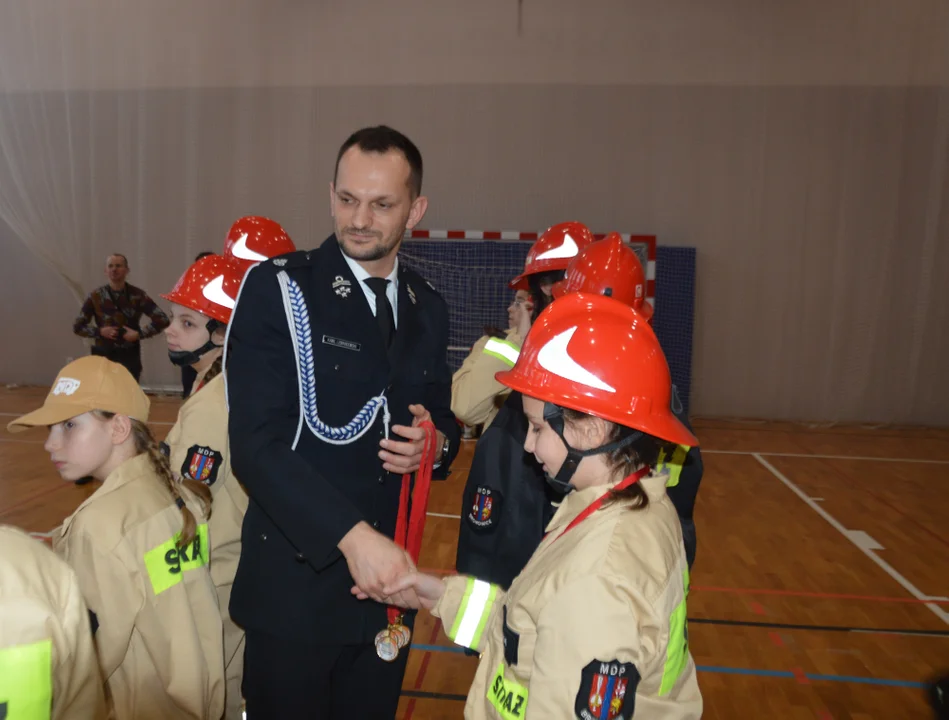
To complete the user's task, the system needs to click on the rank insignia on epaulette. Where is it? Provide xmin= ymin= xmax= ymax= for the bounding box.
xmin=273 ymin=258 xmax=287 ymax=267
xmin=332 ymin=275 xmax=352 ymax=298
xmin=407 ymin=284 xmax=417 ymax=305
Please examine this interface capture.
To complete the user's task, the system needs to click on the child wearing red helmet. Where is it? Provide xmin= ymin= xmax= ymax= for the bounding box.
xmin=372 ymin=293 xmax=702 ymax=719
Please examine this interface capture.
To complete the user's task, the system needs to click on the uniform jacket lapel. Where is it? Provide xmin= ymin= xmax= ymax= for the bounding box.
xmin=315 ymin=235 xmax=390 ymax=365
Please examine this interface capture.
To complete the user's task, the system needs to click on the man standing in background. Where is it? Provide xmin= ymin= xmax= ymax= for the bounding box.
xmin=73 ymin=253 xmax=169 ymax=383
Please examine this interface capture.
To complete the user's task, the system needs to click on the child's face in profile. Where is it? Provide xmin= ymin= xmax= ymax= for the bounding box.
xmin=45 ymin=412 xmax=115 ymax=482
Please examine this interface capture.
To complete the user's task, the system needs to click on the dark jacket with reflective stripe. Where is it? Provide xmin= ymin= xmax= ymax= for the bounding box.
xmin=662 ymin=397 xmax=704 ymax=521
xmin=455 ymin=392 xmax=560 ymax=590
xmin=456 ymin=390 xmax=704 ymax=589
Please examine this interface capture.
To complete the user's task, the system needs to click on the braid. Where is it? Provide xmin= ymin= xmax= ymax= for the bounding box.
xmin=91 ymin=412 xmax=213 ymax=549
xmin=130 ymin=420 xmax=212 ymax=549
xmin=201 ymin=354 xmax=224 ymax=385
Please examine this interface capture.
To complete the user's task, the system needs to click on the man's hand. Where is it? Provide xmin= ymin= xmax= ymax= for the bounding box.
xmin=100 ymin=326 xmax=119 ymax=340
xmin=378 ymin=404 xmax=445 ymax=475
xmin=338 ymin=521 xmax=411 ymax=603
xmin=351 ymin=549 xmax=421 ymax=607
xmin=122 ymin=328 xmax=140 ymax=342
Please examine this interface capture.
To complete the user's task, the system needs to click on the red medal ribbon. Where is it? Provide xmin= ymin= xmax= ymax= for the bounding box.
xmin=550 ymin=466 xmax=651 ymax=543
xmin=387 ymin=420 xmax=438 ymax=626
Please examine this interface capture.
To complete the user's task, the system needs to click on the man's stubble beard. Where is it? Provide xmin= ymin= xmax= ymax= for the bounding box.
xmin=337 ymin=225 xmax=405 ymax=263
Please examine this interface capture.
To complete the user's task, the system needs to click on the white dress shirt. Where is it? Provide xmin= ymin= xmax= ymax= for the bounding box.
xmin=341 ymin=252 xmax=399 ymax=329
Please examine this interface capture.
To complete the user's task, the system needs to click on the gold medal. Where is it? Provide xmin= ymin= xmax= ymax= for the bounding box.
xmin=375 ymin=629 xmax=400 ymax=662
xmin=392 ymin=624 xmax=412 ymax=648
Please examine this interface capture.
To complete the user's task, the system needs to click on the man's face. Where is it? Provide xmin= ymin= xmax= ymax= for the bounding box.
xmin=330 ymin=147 xmax=427 ymax=266
xmin=106 ymin=255 xmax=129 ymax=284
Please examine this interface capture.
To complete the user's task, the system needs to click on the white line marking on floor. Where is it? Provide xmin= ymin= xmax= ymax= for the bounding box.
xmin=811 ymin=497 xmax=825 ymax=502
xmin=846 ymin=530 xmax=885 ymax=551
xmin=752 ymin=453 xmax=949 ymax=625
xmin=426 ymin=512 xmax=461 ymax=519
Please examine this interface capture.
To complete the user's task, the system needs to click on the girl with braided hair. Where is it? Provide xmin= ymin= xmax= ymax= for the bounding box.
xmin=7 ymin=356 xmax=225 ymax=720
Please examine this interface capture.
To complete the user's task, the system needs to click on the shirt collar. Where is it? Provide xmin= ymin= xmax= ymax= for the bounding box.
xmin=59 ymin=453 xmax=152 ymax=537
xmin=341 ymin=251 xmax=399 ymax=286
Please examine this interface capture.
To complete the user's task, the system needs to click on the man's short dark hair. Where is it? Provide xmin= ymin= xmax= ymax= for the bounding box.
xmin=334 ymin=126 xmax=423 ymax=198
xmin=108 ymin=253 xmax=129 ymax=267
xmin=195 ymin=251 xmax=214 ymax=262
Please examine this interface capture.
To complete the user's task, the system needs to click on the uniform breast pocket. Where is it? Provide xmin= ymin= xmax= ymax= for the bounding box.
xmin=312 ymin=334 xmax=374 ymax=381
xmin=396 ymin=344 xmax=436 ymax=387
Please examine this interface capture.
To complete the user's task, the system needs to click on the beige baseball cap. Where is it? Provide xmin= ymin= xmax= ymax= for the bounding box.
xmin=7 ymin=356 xmax=150 ymax=433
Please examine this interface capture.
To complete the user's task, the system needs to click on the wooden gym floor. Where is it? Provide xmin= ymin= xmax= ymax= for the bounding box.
xmin=2 ymin=385 xmax=948 ymax=719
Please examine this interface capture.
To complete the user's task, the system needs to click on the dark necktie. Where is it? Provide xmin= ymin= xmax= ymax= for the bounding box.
xmin=364 ymin=277 xmax=395 ymax=348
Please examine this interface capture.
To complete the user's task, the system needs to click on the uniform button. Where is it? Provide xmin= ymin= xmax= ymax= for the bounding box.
xmin=378 ymin=475 xmax=384 ymax=484
xmin=295 ymin=553 xmax=306 ymax=564
xmin=372 ymin=520 xmax=379 ymax=529
xmin=260 ymin=533 xmax=268 ymax=541
xmin=334 ymin=364 xmax=340 ymax=371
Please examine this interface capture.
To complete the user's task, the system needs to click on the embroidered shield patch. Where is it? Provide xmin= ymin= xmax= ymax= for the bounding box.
xmin=467 ymin=486 xmax=501 ymax=532
xmin=575 ymin=659 xmax=639 ymax=720
xmin=182 ymin=445 xmax=222 ymax=486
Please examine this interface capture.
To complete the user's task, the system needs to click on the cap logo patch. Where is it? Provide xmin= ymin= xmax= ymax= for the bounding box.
xmin=52 ymin=378 xmax=81 ymax=396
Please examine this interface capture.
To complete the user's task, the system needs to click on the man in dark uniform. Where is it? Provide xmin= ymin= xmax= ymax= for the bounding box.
xmin=226 ymin=126 xmax=460 ymax=719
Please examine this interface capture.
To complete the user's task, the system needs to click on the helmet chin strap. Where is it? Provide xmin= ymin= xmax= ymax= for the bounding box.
xmin=543 ymin=402 xmax=642 ymax=494
xmin=168 ymin=319 xmax=224 ymax=367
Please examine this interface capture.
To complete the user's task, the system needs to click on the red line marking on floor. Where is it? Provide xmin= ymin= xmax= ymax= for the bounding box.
xmin=768 ymin=632 xmax=784 ymax=647
xmin=750 ymin=601 xmax=766 ymax=616
xmin=816 ymin=710 xmax=833 ymax=720
xmin=403 ymin=620 xmax=443 ymax=720
xmin=791 ymin=667 xmax=810 ymax=685
xmin=693 ymin=585 xmax=949 ymax=605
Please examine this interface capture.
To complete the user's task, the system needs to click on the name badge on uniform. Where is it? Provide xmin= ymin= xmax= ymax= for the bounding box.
xmin=322 ymin=335 xmax=361 ymax=352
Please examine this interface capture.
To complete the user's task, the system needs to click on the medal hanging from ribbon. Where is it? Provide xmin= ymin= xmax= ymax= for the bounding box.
xmin=375 ymin=420 xmax=438 ymax=662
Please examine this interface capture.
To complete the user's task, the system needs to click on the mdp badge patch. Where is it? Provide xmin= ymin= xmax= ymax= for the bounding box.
xmin=576 ymin=659 xmax=639 ymax=720
xmin=467 ymin=485 xmax=502 ymax=532
xmin=182 ymin=445 xmax=222 ymax=486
